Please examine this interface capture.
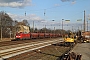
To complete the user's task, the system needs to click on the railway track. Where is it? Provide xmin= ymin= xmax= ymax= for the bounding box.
xmin=6 ymin=42 xmax=71 ymax=60
xmin=0 ymin=38 xmax=59 ymax=47
xmin=0 ymin=38 xmax=63 ymax=60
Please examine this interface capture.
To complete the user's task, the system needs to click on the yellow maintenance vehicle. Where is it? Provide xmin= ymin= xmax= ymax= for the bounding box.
xmin=64 ymin=32 xmax=77 ymax=46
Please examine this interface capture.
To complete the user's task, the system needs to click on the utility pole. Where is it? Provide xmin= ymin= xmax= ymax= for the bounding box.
xmin=62 ymin=19 xmax=64 ymax=38
xmin=62 ymin=19 xmax=64 ymax=31
xmin=54 ymin=27 xmax=55 ymax=34
xmin=44 ymin=9 xmax=46 ymax=33
xmin=87 ymin=20 xmax=88 ymax=31
xmin=0 ymin=12 xmax=3 ymax=40
xmin=78 ymin=27 xmax=79 ymax=36
xmin=0 ymin=17 xmax=2 ymax=40
xmin=72 ymin=26 xmax=73 ymax=32
xmin=45 ymin=25 xmax=46 ymax=33
xmin=84 ymin=10 xmax=85 ymax=32
xmin=44 ymin=9 xmax=46 ymax=16
xmin=33 ymin=21 xmax=34 ymax=33
xmin=25 ymin=11 xmax=26 ymax=16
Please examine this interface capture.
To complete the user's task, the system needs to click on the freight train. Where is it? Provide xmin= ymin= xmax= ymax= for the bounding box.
xmin=15 ymin=25 xmax=61 ymax=40
xmin=15 ymin=32 xmax=61 ymax=40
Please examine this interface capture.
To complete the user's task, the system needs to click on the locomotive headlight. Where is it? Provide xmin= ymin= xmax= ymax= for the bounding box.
xmin=16 ymin=36 xmax=21 ymax=37
xmin=19 ymin=36 xmax=21 ymax=37
xmin=16 ymin=36 xmax=18 ymax=37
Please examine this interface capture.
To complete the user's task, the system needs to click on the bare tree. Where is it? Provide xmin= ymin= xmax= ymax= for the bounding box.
xmin=0 ymin=11 xmax=13 ymax=38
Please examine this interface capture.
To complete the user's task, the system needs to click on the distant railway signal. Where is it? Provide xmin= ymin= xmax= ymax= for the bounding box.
xmin=65 ymin=20 xmax=70 ymax=21
xmin=44 ymin=9 xmax=46 ymax=16
xmin=25 ymin=11 xmax=26 ymax=16
xmin=77 ymin=19 xmax=82 ymax=21
xmin=52 ymin=20 xmax=55 ymax=21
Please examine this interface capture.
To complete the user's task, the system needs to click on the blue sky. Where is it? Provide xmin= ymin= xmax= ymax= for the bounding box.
xmin=0 ymin=0 xmax=90 ymax=31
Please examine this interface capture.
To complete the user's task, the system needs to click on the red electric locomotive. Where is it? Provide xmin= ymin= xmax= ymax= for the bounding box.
xmin=16 ymin=32 xmax=30 ymax=40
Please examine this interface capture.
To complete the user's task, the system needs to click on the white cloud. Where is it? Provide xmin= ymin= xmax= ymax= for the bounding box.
xmin=61 ymin=0 xmax=71 ymax=2
xmin=29 ymin=14 xmax=42 ymax=21
xmin=41 ymin=20 xmax=47 ymax=23
xmin=7 ymin=13 xmax=83 ymax=30
xmin=54 ymin=4 xmax=60 ymax=7
xmin=61 ymin=0 xmax=76 ymax=5
xmin=0 ymin=0 xmax=32 ymax=8
xmin=71 ymin=1 xmax=76 ymax=4
xmin=7 ymin=13 xmax=43 ymax=21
